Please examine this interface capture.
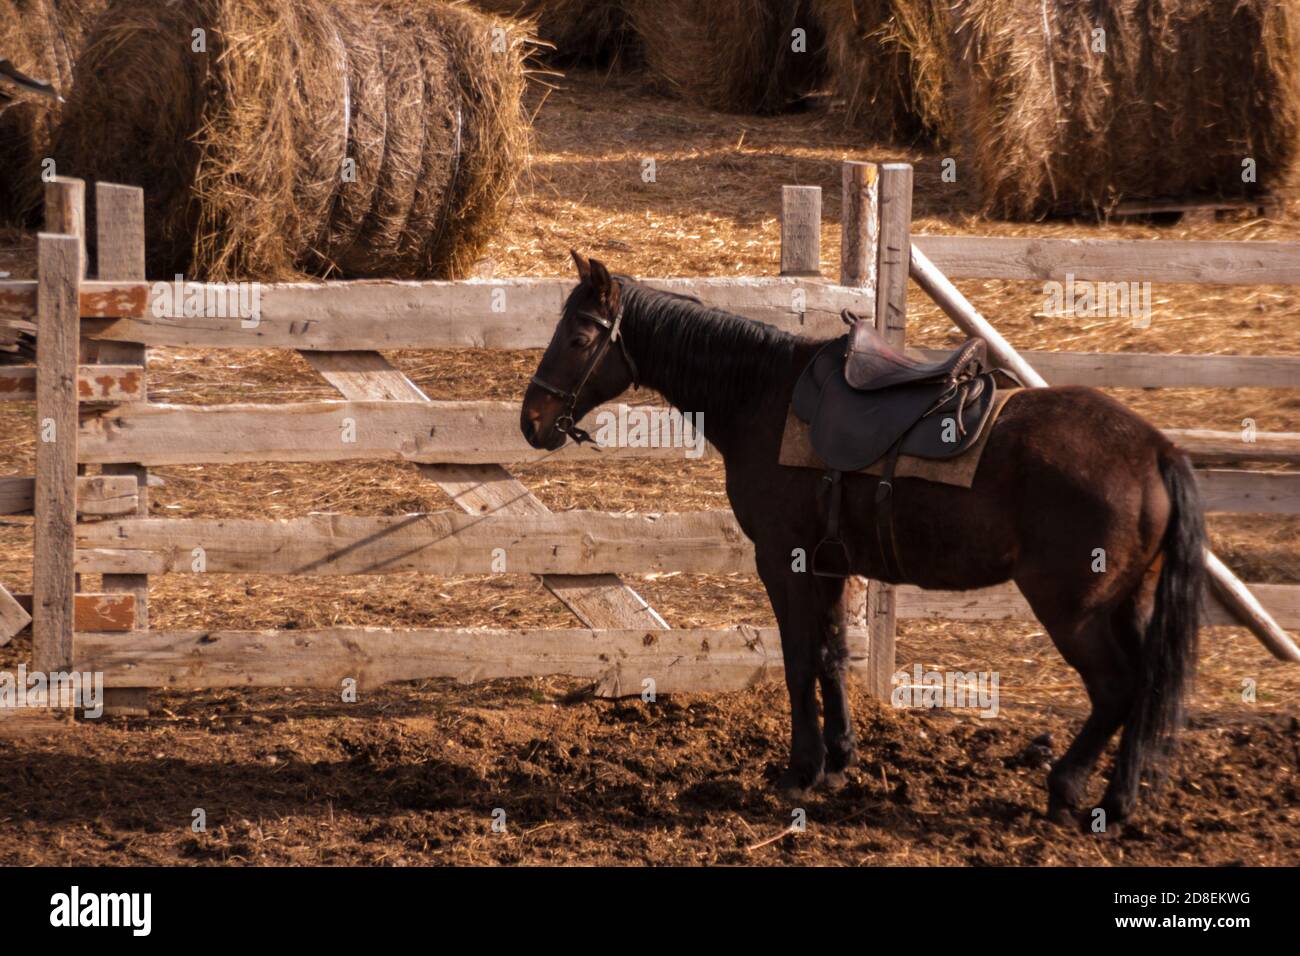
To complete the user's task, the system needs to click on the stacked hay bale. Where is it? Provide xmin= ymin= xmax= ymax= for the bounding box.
xmin=52 ymin=0 xmax=531 ymax=280
xmin=474 ymin=0 xmax=823 ymax=114
xmin=0 ymin=0 xmax=105 ymax=224
xmin=812 ymin=0 xmax=949 ymax=141
xmin=627 ymin=0 xmax=825 ymax=114
xmin=814 ymin=0 xmax=1300 ymax=216
xmin=954 ymin=0 xmax=1300 ymax=217
xmin=471 ymin=0 xmax=637 ymax=65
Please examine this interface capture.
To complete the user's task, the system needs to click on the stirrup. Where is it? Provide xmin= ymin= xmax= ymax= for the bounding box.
xmin=812 ymin=536 xmax=851 ymax=578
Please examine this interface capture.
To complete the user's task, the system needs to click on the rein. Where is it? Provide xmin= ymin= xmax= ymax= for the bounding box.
xmin=529 ymin=303 xmax=638 ymax=445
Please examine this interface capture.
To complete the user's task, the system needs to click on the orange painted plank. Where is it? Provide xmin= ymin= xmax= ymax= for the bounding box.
xmin=0 ymin=365 xmax=145 ymax=402
xmin=0 ymin=280 xmax=150 ymax=320
xmin=12 ymin=592 xmax=136 ymax=633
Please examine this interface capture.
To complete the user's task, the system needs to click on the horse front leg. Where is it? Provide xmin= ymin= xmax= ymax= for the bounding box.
xmin=818 ymin=578 xmax=859 ymax=788
xmin=756 ymin=547 xmax=833 ymax=800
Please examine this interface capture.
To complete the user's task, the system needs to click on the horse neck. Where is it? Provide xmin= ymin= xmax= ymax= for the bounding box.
xmin=618 ymin=286 xmax=794 ymax=454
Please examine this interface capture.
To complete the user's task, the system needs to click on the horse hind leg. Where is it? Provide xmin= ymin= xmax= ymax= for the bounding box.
xmin=1031 ymin=605 xmax=1139 ymax=825
xmin=1097 ymin=574 xmax=1163 ymax=825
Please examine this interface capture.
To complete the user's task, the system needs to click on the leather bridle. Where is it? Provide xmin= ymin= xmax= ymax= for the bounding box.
xmin=529 ymin=304 xmax=638 ymax=445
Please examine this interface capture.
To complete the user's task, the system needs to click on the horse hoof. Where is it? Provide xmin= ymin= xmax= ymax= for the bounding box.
xmin=823 ymin=770 xmax=849 ymax=791
xmin=777 ymin=768 xmax=823 ymax=803
xmin=1045 ymin=797 xmax=1078 ymax=826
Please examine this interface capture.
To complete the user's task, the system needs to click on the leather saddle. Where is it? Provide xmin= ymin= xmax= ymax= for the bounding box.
xmin=793 ymin=325 xmax=997 ymax=473
xmin=790 ymin=310 xmax=1009 ymax=578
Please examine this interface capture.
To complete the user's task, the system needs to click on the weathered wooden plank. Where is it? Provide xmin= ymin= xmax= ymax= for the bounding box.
xmin=0 ymin=364 xmax=146 ymax=402
xmin=915 ymin=235 xmax=1300 ymax=285
xmin=1198 ymin=469 xmax=1300 ymax=514
xmin=0 ymin=475 xmax=139 ymax=516
xmin=13 ymin=592 xmax=136 ymax=632
xmin=0 ymin=583 xmax=31 ymax=645
xmin=0 ymin=280 xmax=150 ymax=320
xmin=81 ymin=276 xmax=871 ymax=350
xmin=1168 ymin=429 xmax=1300 ymax=465
xmin=300 ymin=350 xmax=669 ymax=631
xmin=45 ymin=178 xmax=86 ymax=279
xmin=896 ymin=582 xmax=1300 ymax=629
xmin=32 ymin=232 xmax=80 ymax=673
xmin=0 ymin=690 xmax=77 ymax=738
xmin=915 ymin=349 xmax=1300 ymax=390
xmin=72 ymin=626 xmax=869 ymax=696
xmin=780 ymin=186 xmax=821 ymax=276
xmin=77 ymin=399 xmax=714 ymax=465
xmin=75 ymin=511 xmax=754 ymax=576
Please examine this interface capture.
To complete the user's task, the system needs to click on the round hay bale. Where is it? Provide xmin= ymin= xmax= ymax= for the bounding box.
xmin=810 ymin=0 xmax=950 ymax=141
xmin=954 ymin=0 xmax=1300 ymax=218
xmin=471 ymin=0 xmax=638 ymax=66
xmin=0 ymin=0 xmax=106 ymax=224
xmin=626 ymin=0 xmax=825 ymax=114
xmin=53 ymin=0 xmax=531 ymax=280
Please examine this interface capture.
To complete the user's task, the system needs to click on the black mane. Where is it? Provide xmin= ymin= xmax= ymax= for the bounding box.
xmin=611 ymin=277 xmax=801 ymax=416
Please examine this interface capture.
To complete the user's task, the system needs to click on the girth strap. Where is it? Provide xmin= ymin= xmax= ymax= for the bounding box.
xmin=811 ymin=437 xmax=908 ymax=581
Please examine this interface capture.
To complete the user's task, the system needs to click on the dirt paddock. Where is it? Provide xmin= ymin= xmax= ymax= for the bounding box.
xmin=1 ymin=68 xmax=1298 ymax=866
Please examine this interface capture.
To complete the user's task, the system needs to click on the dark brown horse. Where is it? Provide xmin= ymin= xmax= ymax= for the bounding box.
xmin=521 ymin=252 xmax=1204 ymax=825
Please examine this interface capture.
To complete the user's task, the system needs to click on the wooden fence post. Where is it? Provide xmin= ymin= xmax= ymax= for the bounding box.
xmin=865 ymin=164 xmax=912 ymax=698
xmin=94 ymin=182 xmax=152 ymax=715
xmin=44 ymin=177 xmax=86 ymax=279
xmin=781 ymin=186 xmax=822 ymax=277
xmin=33 ymin=229 xmax=81 ymax=675
xmin=837 ymin=162 xmax=888 ymax=699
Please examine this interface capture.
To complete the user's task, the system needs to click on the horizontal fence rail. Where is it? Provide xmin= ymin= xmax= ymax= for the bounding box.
xmin=75 ymin=398 xmax=1300 ymax=470
xmin=0 ymin=365 xmax=145 ymax=402
xmin=77 ymin=401 xmax=714 ymax=465
xmin=896 ymin=581 xmax=1300 ymax=629
xmin=917 ymin=349 xmax=1300 ymax=390
xmin=70 ymin=571 xmax=1300 ymax=692
xmin=0 ymin=475 xmax=139 ymax=517
xmin=76 ymin=512 xmax=752 ymax=576
xmin=69 ymin=277 xmax=869 ymax=350
xmin=914 ymin=236 xmax=1300 ymax=285
xmin=73 ymin=625 xmax=859 ymax=695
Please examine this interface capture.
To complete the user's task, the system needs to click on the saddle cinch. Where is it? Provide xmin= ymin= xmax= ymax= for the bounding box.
xmin=791 ymin=309 xmax=1016 ymax=579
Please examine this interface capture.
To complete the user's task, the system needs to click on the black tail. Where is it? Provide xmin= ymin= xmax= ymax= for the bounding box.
xmin=1127 ymin=450 xmax=1206 ymax=781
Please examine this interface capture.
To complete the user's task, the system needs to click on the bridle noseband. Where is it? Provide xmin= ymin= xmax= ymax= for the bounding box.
xmin=530 ymin=303 xmax=639 ymax=445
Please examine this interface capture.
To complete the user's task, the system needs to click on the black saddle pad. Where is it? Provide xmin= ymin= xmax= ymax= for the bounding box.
xmin=792 ymin=337 xmax=997 ymax=473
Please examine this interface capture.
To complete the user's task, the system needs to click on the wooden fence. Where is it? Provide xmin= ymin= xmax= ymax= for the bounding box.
xmin=2 ymin=164 xmax=1298 ymax=718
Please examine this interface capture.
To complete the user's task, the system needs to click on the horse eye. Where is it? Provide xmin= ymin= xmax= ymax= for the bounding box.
xmin=569 ymin=335 xmax=590 ymax=349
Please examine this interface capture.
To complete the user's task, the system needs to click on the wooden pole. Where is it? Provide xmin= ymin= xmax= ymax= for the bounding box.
xmin=861 ymin=164 xmax=913 ymax=697
xmin=44 ymin=177 xmax=86 ymax=279
xmin=909 ymin=243 xmax=1300 ymax=663
xmin=33 ymin=232 xmax=81 ymax=674
xmin=838 ymin=160 xmax=899 ymax=698
xmin=780 ymin=186 xmax=822 ymax=277
xmin=94 ymin=183 xmax=152 ymax=715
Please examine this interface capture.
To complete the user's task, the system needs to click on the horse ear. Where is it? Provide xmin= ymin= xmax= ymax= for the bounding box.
xmin=570 ymin=249 xmax=592 ymax=283
xmin=588 ymin=258 xmax=621 ymax=313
